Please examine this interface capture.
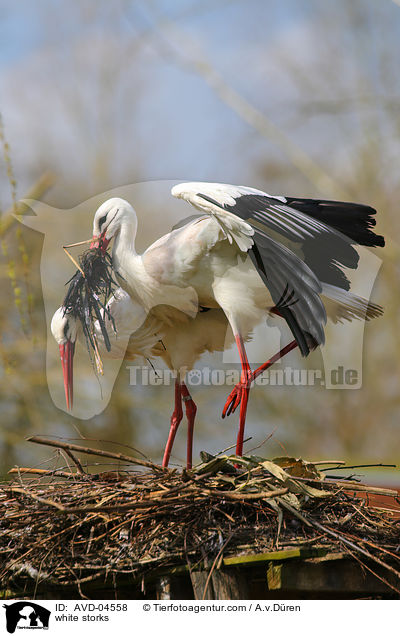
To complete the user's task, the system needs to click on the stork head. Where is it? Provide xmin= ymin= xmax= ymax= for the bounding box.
xmin=91 ymin=197 xmax=137 ymax=252
xmin=50 ymin=307 xmax=78 ymax=410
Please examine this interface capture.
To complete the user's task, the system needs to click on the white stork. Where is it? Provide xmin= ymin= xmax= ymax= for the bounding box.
xmin=51 ymin=288 xmax=241 ymax=469
xmin=89 ymin=183 xmax=384 ymax=458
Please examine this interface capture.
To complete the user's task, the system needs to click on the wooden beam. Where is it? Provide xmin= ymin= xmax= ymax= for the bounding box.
xmin=223 ymin=547 xmax=329 ymax=566
xmin=267 ymin=556 xmax=399 ymax=594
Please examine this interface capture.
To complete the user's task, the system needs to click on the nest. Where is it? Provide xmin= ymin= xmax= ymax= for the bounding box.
xmin=62 ymin=247 xmax=117 ymax=370
xmin=1 ymin=437 xmax=399 ymax=599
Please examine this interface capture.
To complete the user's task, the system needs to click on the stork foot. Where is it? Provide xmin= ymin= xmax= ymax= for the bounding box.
xmin=222 ymin=341 xmax=299 ymax=420
xmin=222 ymin=382 xmax=248 ymax=418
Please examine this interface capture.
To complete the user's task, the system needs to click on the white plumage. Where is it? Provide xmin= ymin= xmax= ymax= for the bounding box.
xmin=86 ymin=183 xmax=383 ymax=460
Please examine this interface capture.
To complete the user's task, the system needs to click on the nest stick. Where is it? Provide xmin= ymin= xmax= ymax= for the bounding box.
xmin=310 ymin=519 xmax=400 ymax=581
xmin=63 ymin=239 xmax=93 ymax=249
xmin=26 ymin=435 xmax=165 ymax=472
xmin=62 ymin=449 xmax=86 ymax=474
xmin=63 ymin=246 xmax=85 ymax=277
xmin=8 ymin=467 xmax=79 ymax=480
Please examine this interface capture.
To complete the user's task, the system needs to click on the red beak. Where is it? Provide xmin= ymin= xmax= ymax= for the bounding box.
xmin=90 ymin=230 xmax=110 ymax=255
xmin=59 ymin=340 xmax=75 ymax=410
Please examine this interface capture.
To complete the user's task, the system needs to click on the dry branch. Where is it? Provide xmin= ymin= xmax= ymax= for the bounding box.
xmin=26 ymin=435 xmax=165 ymax=472
xmin=8 ymin=467 xmax=78 ymax=480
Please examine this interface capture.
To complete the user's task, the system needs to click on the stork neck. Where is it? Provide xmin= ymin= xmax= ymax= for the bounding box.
xmin=114 ymin=217 xmax=138 ymax=256
xmin=111 ymin=218 xmax=145 ymax=300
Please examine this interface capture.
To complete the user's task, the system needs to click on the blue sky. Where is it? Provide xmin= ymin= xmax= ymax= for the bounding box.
xmin=1 ymin=0 xmax=400 ymax=208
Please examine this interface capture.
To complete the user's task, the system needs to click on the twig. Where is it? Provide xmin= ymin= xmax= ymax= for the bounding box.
xmin=63 ymin=246 xmax=85 ymax=277
xmin=351 ymin=535 xmax=400 ymax=564
xmin=246 ymin=429 xmax=277 ymax=454
xmin=26 ymin=435 xmax=164 ymax=472
xmin=5 ymin=487 xmax=66 ymax=511
xmin=62 ymin=449 xmax=86 ymax=475
xmin=56 ymin=571 xmax=104 ymax=587
xmin=63 ymin=239 xmax=93 ymax=249
xmin=65 ymin=436 xmax=151 ymax=461
xmin=203 ymin=487 xmax=289 ymax=500
xmin=342 ymin=545 xmax=400 ymax=596
xmin=8 ymin=467 xmax=80 ymax=480
xmin=201 ymin=532 xmax=234 ymax=600
xmin=321 ymin=463 xmax=397 ymax=471
xmin=312 ymin=460 xmax=346 ymax=466
xmin=3 ymin=489 xmax=199 ymax=515
xmin=215 ymin=437 xmax=252 ymax=457
xmin=275 ymin=497 xmax=313 ymax=528
xmin=309 ymin=519 xmax=400 ymax=582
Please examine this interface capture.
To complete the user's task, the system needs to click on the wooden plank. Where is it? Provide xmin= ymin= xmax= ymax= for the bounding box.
xmin=223 ymin=547 xmax=329 ymax=566
xmin=190 ymin=571 xmax=215 ymax=600
xmin=211 ymin=570 xmax=250 ymax=600
xmin=267 ymin=558 xmax=398 ymax=594
xmin=190 ymin=569 xmax=250 ymax=600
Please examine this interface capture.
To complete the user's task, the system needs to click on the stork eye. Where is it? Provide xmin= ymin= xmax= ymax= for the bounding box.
xmin=98 ymin=214 xmax=107 ymax=230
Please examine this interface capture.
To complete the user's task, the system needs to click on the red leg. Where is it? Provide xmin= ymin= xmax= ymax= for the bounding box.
xmin=222 ymin=339 xmax=298 ymax=418
xmin=235 ymin=333 xmax=252 ymax=457
xmin=162 ymin=379 xmax=183 ymax=468
xmin=181 ymin=382 xmax=197 ymax=470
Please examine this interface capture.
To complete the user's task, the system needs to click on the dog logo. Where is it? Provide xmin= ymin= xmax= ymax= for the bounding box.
xmin=3 ymin=602 xmax=50 ymax=633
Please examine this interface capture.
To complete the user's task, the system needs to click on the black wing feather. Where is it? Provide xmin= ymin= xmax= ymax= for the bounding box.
xmin=284 ymin=197 xmax=385 ymax=248
xmin=224 ymin=193 xmax=384 ymax=291
xmin=249 ymin=229 xmax=326 ymax=356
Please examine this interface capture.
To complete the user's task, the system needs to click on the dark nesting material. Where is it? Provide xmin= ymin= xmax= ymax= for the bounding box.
xmin=62 ymin=247 xmax=117 ymax=366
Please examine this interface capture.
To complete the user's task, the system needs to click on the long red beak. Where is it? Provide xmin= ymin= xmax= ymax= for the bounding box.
xmin=90 ymin=230 xmax=110 ymax=254
xmin=59 ymin=340 xmax=75 ymax=410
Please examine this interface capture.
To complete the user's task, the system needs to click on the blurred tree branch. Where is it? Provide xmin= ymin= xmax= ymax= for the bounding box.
xmin=0 ymin=172 xmax=56 ymax=238
xmin=140 ymin=6 xmax=350 ymax=199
